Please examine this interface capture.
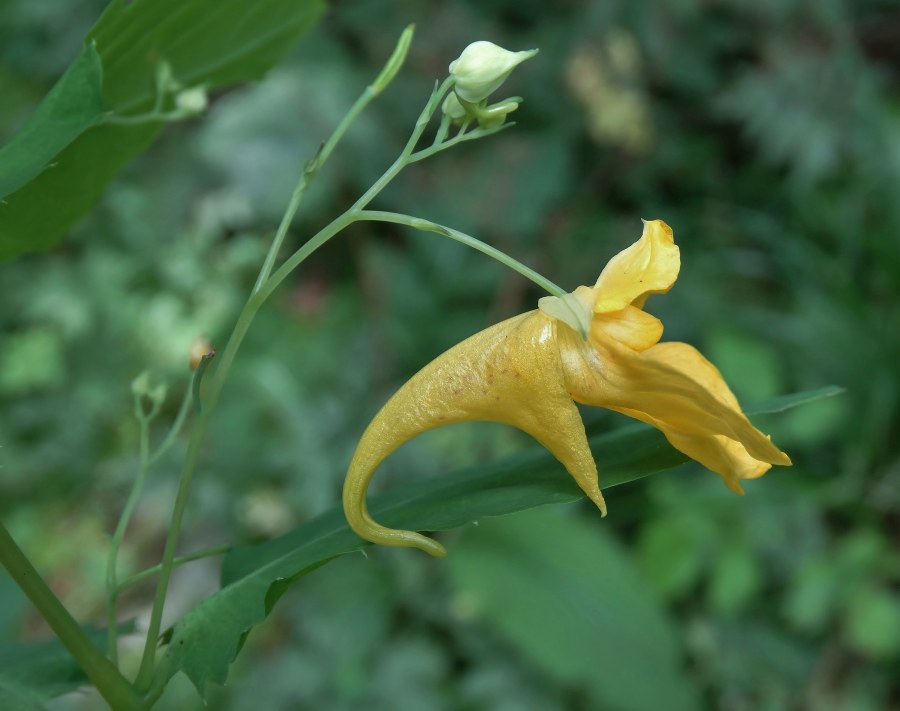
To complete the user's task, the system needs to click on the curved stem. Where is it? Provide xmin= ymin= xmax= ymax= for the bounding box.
xmin=1 ymin=522 xmax=142 ymax=710
xmin=150 ymin=381 xmax=194 ymax=464
xmin=355 ymin=210 xmax=568 ymax=298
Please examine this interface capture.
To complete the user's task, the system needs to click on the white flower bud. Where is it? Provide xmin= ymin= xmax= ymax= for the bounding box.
xmin=441 ymin=92 xmax=468 ymax=121
xmin=448 ymin=41 xmax=538 ymax=103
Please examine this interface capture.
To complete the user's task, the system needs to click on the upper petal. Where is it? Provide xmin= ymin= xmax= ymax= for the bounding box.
xmin=593 ymin=219 xmax=680 ymax=313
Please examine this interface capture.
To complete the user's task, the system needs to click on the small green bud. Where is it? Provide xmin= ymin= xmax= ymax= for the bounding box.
xmin=448 ymin=41 xmax=538 ymax=103
xmin=175 ymin=87 xmax=208 ymax=115
xmin=372 ymin=24 xmax=415 ymax=95
xmin=131 ymin=371 xmax=167 ymax=419
xmin=474 ymin=98 xmax=521 ymax=128
xmin=441 ymin=92 xmax=468 ymax=122
xmin=131 ymin=371 xmax=151 ymax=398
xmin=148 ymin=383 xmax=168 ymax=410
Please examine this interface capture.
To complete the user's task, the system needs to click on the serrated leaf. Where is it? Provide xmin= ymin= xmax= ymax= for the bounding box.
xmin=162 ymin=387 xmax=840 ymax=698
xmin=0 ymin=0 xmax=325 ymax=260
xmin=0 ymin=42 xmax=105 ymax=200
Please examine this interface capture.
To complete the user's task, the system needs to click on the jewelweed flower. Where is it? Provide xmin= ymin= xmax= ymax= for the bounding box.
xmin=343 ymin=220 xmax=791 ymax=557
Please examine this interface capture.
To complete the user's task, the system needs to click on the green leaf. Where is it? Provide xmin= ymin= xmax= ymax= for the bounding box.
xmin=162 ymin=387 xmax=840 ymax=698
xmin=0 ymin=42 xmax=105 ymax=201
xmin=844 ymin=585 xmax=900 ymax=658
xmin=0 ymin=625 xmax=131 ymax=710
xmin=0 ymin=0 xmax=326 ymax=260
xmin=743 ymin=384 xmax=844 ymax=415
xmin=445 ymin=507 xmax=702 ymax=711
xmin=637 ymin=512 xmax=716 ymax=600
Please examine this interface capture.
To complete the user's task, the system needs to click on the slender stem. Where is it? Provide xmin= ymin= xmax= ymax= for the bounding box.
xmin=355 ymin=210 xmax=568 ymax=298
xmin=133 ymin=44 xmax=424 ymax=693
xmin=106 ymin=380 xmax=194 ymax=664
xmin=117 ymin=545 xmax=230 ymax=593
xmin=135 ymin=69 xmax=451 ymax=696
xmin=254 ymin=213 xmax=361 ymax=304
xmin=433 ymin=113 xmax=451 ymax=146
xmin=106 ymin=409 xmax=151 ymax=666
xmin=135 ymin=416 xmax=205 ymax=689
xmin=410 ymin=122 xmax=512 ymax=163
xmin=252 ymin=85 xmax=378 ymax=294
xmin=256 ymin=79 xmax=455 ymax=304
xmin=150 ymin=382 xmax=193 ymax=465
xmin=104 ymin=111 xmax=175 ymax=125
xmin=0 ymin=521 xmax=142 ymax=710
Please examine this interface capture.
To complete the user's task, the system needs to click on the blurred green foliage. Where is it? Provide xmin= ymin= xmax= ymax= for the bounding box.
xmin=1 ymin=0 xmax=898 ymax=709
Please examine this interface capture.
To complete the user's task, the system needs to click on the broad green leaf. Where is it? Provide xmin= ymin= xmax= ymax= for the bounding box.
xmin=0 ymin=625 xmax=131 ymax=710
xmin=0 ymin=42 xmax=105 ymax=200
xmin=445 ymin=507 xmax=701 ymax=711
xmin=163 ymin=387 xmax=839 ymax=698
xmin=0 ymin=0 xmax=325 ymax=260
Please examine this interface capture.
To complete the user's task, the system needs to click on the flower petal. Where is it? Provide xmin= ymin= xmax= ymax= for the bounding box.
xmin=592 ymin=305 xmax=663 ymax=351
xmin=343 ymin=312 xmax=606 ymax=557
xmin=593 ymin=219 xmax=680 ymax=313
xmin=559 ymin=327 xmax=790 ymax=491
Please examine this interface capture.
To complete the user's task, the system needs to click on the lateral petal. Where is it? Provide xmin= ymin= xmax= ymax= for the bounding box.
xmin=592 ymin=305 xmax=664 ymax=351
xmin=559 ymin=327 xmax=790 ymax=492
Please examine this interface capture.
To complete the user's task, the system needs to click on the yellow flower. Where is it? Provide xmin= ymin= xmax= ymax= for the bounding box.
xmin=343 ymin=219 xmax=791 ymax=557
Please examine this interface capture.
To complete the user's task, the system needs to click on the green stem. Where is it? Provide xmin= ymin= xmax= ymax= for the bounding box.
xmin=0 ymin=521 xmax=142 ymax=710
xmin=251 ymin=84 xmax=378 ymax=294
xmin=135 ymin=61 xmax=452 ymax=698
xmin=355 ymin=210 xmax=568 ymax=298
xmin=255 ymin=79 xmax=454 ymax=305
xmin=411 ymin=121 xmax=512 ymax=163
xmin=106 ymin=412 xmax=150 ymax=667
xmin=106 ymin=379 xmax=194 ymax=665
xmin=134 ymin=417 xmax=205 ymax=690
xmin=117 ymin=545 xmax=230 ymax=593
xmin=132 ymin=37 xmax=424 ymax=693
xmin=150 ymin=381 xmax=194 ymax=464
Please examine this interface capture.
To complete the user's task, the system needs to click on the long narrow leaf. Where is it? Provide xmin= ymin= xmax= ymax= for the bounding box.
xmin=162 ymin=387 xmax=841 ymax=697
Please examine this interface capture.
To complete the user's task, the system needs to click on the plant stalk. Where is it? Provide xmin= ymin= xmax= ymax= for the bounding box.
xmin=0 ymin=521 xmax=142 ymax=710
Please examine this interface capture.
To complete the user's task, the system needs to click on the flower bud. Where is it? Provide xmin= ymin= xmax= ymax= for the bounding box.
xmin=175 ymin=86 xmax=208 ymax=115
xmin=441 ymin=92 xmax=468 ymax=122
xmin=189 ymin=336 xmax=214 ymax=370
xmin=448 ymin=41 xmax=538 ymax=103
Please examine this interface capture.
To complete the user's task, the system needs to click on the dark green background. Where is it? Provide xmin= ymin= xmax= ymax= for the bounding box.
xmin=1 ymin=0 xmax=898 ymax=708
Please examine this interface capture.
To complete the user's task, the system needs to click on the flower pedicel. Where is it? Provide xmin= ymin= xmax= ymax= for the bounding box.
xmin=342 ymin=231 xmax=790 ymax=556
